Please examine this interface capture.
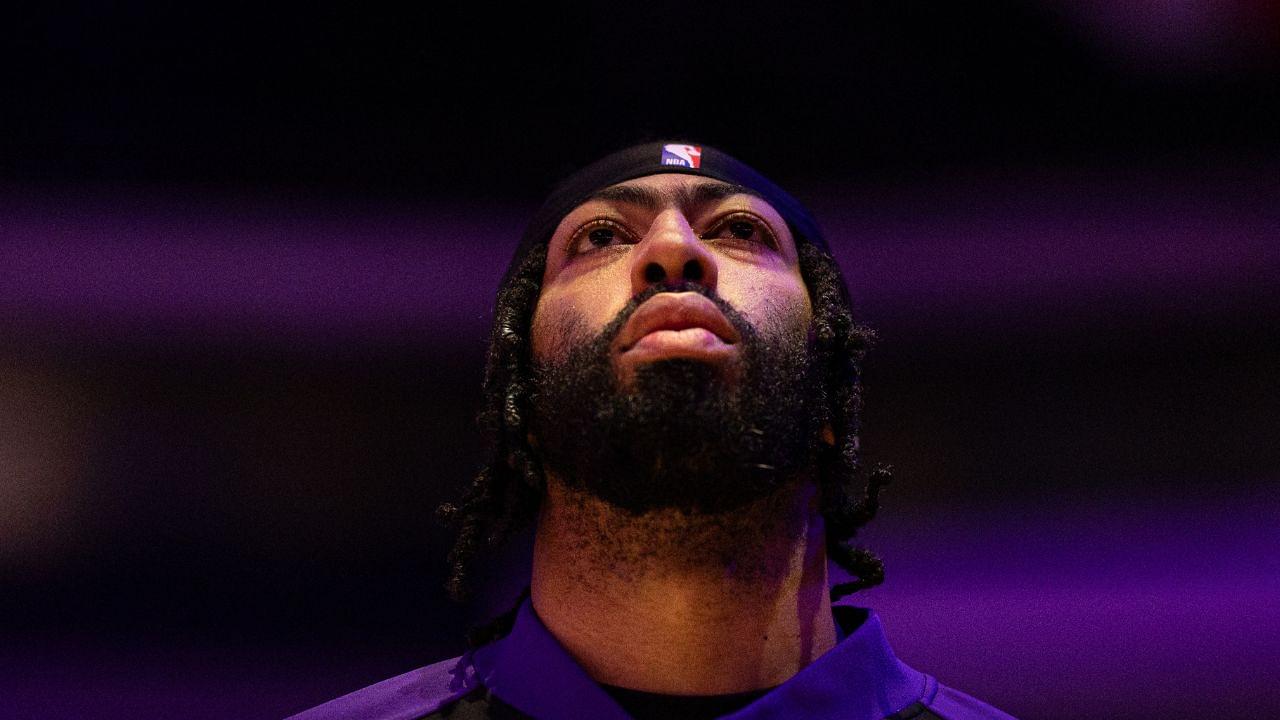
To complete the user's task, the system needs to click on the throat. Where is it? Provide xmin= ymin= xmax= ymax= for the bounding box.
xmin=530 ymin=477 xmax=836 ymax=694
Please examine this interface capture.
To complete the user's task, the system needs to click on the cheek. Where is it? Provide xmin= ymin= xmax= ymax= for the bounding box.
xmin=530 ymin=282 xmax=627 ymax=361
xmin=721 ymin=267 xmax=812 ymax=332
xmin=528 ymin=296 xmax=555 ymax=361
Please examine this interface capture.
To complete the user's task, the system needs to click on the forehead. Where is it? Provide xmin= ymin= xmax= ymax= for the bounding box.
xmin=572 ymin=173 xmax=776 ymax=216
xmin=586 ymin=174 xmax=766 ymax=211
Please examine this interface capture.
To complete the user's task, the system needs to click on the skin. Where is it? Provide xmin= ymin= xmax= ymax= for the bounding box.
xmin=527 ymin=173 xmax=838 ymax=695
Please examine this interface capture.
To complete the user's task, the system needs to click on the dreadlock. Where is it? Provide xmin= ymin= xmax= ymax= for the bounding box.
xmin=436 ymin=241 xmax=893 ymax=647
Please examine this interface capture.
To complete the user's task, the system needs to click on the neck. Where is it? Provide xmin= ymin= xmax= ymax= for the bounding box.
xmin=530 ymin=477 xmax=836 ymax=695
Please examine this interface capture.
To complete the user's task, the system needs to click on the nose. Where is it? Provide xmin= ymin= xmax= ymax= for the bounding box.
xmin=629 ymin=209 xmax=719 ymax=296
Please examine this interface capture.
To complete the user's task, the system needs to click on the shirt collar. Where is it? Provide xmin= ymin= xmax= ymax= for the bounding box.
xmin=470 ymin=595 xmax=928 ymax=720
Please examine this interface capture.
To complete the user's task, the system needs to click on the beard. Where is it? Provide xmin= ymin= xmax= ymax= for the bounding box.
xmin=529 ymin=282 xmax=826 ymax=516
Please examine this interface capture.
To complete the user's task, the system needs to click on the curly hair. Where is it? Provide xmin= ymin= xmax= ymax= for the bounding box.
xmin=436 ymin=241 xmax=893 ymax=647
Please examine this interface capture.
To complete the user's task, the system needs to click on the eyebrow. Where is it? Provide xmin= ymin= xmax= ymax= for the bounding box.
xmin=587 ymin=180 xmax=765 ymax=213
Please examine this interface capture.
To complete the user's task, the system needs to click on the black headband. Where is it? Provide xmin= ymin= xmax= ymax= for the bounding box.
xmin=500 ymin=141 xmax=828 ymax=290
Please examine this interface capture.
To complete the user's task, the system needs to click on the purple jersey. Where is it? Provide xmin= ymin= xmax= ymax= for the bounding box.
xmin=288 ymin=596 xmax=1016 ymax=719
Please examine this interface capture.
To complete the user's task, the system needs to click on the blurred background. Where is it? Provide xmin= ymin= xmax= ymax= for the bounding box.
xmin=2 ymin=3 xmax=1278 ymax=718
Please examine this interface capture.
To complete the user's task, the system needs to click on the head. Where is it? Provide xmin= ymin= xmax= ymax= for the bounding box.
xmin=438 ymin=142 xmax=892 ymax=642
xmin=529 ymin=172 xmax=823 ymax=515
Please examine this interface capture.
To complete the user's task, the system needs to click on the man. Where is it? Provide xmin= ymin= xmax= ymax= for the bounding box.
xmin=290 ymin=142 xmax=1015 ymax=719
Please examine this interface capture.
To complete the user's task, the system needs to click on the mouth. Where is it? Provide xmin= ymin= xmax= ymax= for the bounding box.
xmin=617 ymin=293 xmax=741 ymax=358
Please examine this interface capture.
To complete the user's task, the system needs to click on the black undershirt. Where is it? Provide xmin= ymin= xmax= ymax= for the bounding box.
xmin=599 ymin=683 xmax=777 ymax=720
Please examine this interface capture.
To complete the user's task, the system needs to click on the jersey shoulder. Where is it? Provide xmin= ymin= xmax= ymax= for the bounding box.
xmin=286 ymin=653 xmax=479 ymax=720
xmin=894 ymin=679 xmax=1019 ymax=720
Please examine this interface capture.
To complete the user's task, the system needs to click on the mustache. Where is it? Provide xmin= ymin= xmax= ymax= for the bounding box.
xmin=593 ymin=281 xmax=759 ymax=349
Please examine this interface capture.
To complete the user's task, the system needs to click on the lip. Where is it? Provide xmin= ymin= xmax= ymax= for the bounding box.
xmin=616 ymin=293 xmax=741 ymax=353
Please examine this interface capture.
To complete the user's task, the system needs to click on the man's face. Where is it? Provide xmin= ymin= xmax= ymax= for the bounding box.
xmin=531 ymin=173 xmax=812 ymax=380
xmin=527 ymin=174 xmax=823 ymax=514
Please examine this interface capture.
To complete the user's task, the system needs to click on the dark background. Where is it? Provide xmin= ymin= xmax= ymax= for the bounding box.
xmin=2 ymin=3 xmax=1278 ymax=718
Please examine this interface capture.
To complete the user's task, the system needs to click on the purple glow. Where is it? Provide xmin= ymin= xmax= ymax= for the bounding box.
xmin=2 ymin=173 xmax=1277 ymax=348
xmin=1046 ymin=0 xmax=1280 ymax=73
xmin=849 ymin=488 xmax=1280 ymax=716
xmin=1 ymin=171 xmax=1276 ymax=718
xmin=3 ymin=490 xmax=1275 ymax=719
xmin=0 ymin=195 xmax=526 ymax=345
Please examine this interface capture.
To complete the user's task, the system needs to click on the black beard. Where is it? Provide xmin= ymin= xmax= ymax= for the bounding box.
xmin=530 ymin=282 xmax=825 ymax=516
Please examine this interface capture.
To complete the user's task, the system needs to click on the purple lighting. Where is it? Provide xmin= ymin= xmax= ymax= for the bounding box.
xmin=3 ymin=170 xmax=1277 ymax=350
xmin=1 ymin=165 xmax=1276 ymax=719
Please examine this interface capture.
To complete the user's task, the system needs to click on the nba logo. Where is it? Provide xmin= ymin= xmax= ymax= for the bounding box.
xmin=660 ymin=144 xmax=702 ymax=168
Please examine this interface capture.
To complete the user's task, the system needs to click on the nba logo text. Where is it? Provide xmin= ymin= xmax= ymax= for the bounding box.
xmin=660 ymin=144 xmax=702 ymax=169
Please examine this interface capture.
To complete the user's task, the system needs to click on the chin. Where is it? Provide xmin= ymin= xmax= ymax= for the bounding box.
xmin=615 ymin=352 xmax=742 ymax=389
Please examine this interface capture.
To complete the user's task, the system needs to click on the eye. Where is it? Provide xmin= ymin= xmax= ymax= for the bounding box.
xmin=702 ymin=212 xmax=777 ymax=249
xmin=727 ymin=219 xmax=757 ymax=240
xmin=588 ymin=227 xmax=616 ymax=247
xmin=568 ymin=218 xmax=633 ymax=256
